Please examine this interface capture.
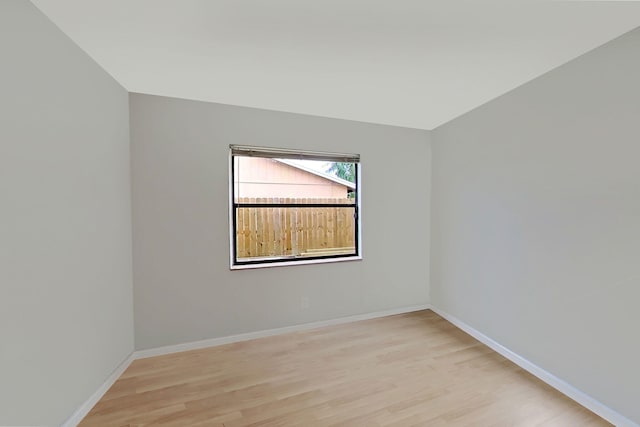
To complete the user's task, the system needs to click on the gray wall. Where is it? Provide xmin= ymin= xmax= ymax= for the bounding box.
xmin=0 ymin=2 xmax=133 ymax=426
xmin=130 ymin=93 xmax=431 ymax=350
xmin=431 ymin=28 xmax=640 ymax=424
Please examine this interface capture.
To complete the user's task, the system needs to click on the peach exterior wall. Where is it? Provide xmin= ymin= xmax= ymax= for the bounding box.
xmin=234 ymin=156 xmax=349 ymax=199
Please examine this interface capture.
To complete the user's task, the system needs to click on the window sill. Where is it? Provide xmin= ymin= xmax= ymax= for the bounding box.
xmin=230 ymin=255 xmax=363 ymax=270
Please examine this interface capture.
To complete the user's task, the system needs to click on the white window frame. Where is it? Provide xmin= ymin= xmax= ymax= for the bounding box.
xmin=228 ymin=145 xmax=362 ymax=270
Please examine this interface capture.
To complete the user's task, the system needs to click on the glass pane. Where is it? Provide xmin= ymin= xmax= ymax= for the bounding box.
xmin=235 ymin=207 xmax=357 ymax=262
xmin=234 ymin=156 xmax=356 ymax=204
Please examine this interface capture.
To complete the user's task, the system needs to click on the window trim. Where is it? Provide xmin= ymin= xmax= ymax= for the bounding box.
xmin=228 ymin=146 xmax=362 ymax=270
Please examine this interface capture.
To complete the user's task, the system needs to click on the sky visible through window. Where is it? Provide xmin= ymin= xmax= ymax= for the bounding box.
xmin=286 ymin=159 xmax=332 ymax=174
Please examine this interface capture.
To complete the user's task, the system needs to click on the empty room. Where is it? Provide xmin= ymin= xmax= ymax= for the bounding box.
xmin=1 ymin=1 xmax=639 ymax=426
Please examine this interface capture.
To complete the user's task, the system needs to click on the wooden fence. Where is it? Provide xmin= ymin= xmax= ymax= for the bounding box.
xmin=235 ymin=198 xmax=356 ymax=260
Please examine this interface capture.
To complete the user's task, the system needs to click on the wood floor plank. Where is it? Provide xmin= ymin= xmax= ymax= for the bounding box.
xmin=79 ymin=310 xmax=611 ymax=426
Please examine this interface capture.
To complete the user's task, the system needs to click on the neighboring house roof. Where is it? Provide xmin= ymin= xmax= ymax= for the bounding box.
xmin=275 ymin=159 xmax=356 ymax=190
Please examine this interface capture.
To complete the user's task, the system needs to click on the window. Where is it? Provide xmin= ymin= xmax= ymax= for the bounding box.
xmin=229 ymin=145 xmax=361 ymax=269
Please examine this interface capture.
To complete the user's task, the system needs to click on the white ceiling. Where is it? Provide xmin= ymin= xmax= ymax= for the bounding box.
xmin=32 ymin=0 xmax=640 ymax=130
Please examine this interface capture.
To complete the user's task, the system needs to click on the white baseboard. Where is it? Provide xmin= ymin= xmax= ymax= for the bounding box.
xmin=430 ymin=306 xmax=638 ymax=427
xmin=134 ymin=304 xmax=431 ymax=359
xmin=59 ymin=352 xmax=135 ymax=427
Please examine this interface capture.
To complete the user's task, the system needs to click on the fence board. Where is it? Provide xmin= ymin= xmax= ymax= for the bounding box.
xmin=237 ymin=207 xmax=245 ymax=256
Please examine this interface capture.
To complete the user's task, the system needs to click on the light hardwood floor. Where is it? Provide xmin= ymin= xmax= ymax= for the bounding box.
xmin=79 ymin=310 xmax=610 ymax=426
